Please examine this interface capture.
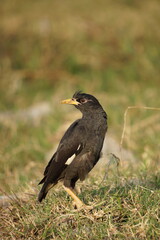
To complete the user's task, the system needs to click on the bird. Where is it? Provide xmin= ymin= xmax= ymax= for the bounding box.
xmin=38 ymin=91 xmax=108 ymax=208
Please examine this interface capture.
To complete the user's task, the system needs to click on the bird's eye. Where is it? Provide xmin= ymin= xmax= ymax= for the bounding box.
xmin=80 ymin=98 xmax=87 ymax=104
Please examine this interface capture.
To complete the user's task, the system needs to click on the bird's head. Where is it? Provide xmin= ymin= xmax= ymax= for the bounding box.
xmin=61 ymin=91 xmax=102 ymax=113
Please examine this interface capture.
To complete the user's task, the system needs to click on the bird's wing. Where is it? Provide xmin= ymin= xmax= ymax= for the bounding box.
xmin=39 ymin=119 xmax=82 ymax=185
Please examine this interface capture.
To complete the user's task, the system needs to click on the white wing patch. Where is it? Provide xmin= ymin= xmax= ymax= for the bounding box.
xmin=66 ymin=144 xmax=81 ymax=165
xmin=66 ymin=155 xmax=75 ymax=165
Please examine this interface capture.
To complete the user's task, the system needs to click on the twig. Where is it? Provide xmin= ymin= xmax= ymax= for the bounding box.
xmin=101 ymin=153 xmax=120 ymax=184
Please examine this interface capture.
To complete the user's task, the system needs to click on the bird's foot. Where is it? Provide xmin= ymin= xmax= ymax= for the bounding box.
xmin=63 ymin=186 xmax=93 ymax=211
xmin=72 ymin=201 xmax=93 ymax=211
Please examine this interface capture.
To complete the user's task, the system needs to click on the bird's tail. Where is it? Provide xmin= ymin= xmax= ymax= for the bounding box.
xmin=38 ymin=164 xmax=68 ymax=202
xmin=38 ymin=182 xmax=54 ymax=202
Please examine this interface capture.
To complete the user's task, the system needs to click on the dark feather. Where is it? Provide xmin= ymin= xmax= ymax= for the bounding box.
xmin=38 ymin=119 xmax=83 ymax=201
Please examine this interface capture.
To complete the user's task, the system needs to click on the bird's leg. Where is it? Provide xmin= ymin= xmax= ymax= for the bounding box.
xmin=74 ymin=186 xmax=81 ymax=194
xmin=63 ymin=185 xmax=84 ymax=209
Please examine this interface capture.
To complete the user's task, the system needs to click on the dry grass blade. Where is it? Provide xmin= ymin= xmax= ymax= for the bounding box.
xmin=120 ymin=106 xmax=160 ymax=147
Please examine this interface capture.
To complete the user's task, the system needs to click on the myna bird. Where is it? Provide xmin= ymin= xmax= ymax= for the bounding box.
xmin=38 ymin=91 xmax=108 ymax=208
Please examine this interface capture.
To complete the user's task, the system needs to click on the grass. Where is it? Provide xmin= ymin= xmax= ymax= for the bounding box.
xmin=0 ymin=0 xmax=160 ymax=239
xmin=1 ymin=170 xmax=160 ymax=239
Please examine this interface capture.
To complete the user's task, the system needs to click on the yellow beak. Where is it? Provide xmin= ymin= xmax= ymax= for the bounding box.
xmin=61 ymin=98 xmax=80 ymax=105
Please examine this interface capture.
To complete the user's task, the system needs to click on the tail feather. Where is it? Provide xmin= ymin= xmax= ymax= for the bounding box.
xmin=38 ymin=190 xmax=47 ymax=202
xmin=38 ymin=176 xmax=46 ymax=185
xmin=38 ymin=164 xmax=68 ymax=202
xmin=38 ymin=182 xmax=54 ymax=202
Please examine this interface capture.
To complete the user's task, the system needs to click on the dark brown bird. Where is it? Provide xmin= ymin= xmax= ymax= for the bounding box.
xmin=38 ymin=92 xmax=107 ymax=208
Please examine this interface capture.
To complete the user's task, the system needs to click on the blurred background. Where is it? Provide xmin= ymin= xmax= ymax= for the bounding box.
xmin=0 ymin=0 xmax=160 ymax=193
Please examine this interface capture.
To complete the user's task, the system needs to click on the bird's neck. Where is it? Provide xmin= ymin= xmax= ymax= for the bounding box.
xmin=82 ymin=107 xmax=107 ymax=120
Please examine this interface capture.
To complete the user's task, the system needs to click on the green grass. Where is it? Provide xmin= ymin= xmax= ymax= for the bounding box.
xmin=0 ymin=0 xmax=160 ymax=239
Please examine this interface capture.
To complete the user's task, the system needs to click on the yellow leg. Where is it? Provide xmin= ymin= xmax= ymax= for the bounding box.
xmin=74 ymin=186 xmax=81 ymax=195
xmin=63 ymin=186 xmax=84 ymax=209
